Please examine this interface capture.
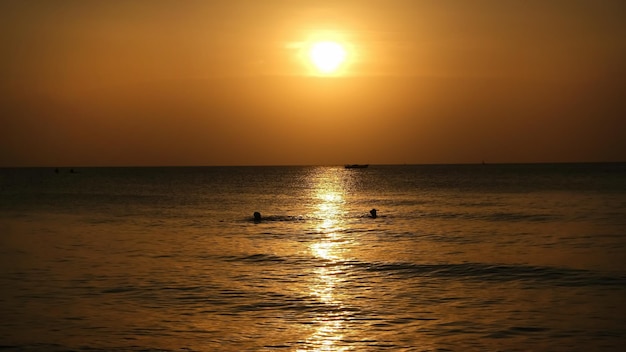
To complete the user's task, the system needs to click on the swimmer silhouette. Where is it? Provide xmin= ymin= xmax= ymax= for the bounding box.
xmin=253 ymin=211 xmax=262 ymax=222
xmin=369 ymin=209 xmax=377 ymax=218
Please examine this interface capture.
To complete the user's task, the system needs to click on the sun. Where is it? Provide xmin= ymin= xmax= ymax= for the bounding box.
xmin=308 ymin=41 xmax=347 ymax=75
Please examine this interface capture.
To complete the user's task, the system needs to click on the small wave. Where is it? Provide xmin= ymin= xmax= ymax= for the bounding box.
xmin=101 ymin=286 xmax=137 ymax=294
xmin=355 ymin=261 xmax=626 ymax=287
xmin=220 ymin=252 xmax=626 ymax=288
xmin=482 ymin=212 xmax=556 ymax=222
xmin=425 ymin=211 xmax=556 ymax=222
xmin=231 ymin=253 xmax=289 ymax=263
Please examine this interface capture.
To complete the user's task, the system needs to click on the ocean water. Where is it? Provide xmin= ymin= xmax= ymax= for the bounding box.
xmin=1 ymin=163 xmax=625 ymax=351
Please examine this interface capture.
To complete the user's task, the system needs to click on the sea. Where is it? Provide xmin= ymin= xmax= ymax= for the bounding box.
xmin=1 ymin=163 xmax=625 ymax=351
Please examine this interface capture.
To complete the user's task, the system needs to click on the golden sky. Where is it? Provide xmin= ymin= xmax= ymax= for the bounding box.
xmin=1 ymin=0 xmax=625 ymax=166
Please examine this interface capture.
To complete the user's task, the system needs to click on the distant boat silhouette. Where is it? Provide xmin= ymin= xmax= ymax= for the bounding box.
xmin=345 ymin=164 xmax=368 ymax=169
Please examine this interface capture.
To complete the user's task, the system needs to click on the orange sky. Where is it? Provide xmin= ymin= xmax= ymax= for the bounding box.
xmin=1 ymin=0 xmax=625 ymax=166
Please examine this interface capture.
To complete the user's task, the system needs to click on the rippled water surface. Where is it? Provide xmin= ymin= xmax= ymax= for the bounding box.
xmin=1 ymin=164 xmax=625 ymax=351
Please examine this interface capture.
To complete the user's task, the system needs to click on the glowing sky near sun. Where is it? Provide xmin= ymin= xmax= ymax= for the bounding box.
xmin=1 ymin=0 xmax=625 ymax=166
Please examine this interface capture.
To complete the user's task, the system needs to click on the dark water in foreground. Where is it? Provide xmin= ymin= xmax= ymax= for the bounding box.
xmin=1 ymin=164 xmax=625 ymax=351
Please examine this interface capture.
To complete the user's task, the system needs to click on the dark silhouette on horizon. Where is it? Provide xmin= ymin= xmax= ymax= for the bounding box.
xmin=253 ymin=211 xmax=262 ymax=222
xmin=369 ymin=209 xmax=377 ymax=218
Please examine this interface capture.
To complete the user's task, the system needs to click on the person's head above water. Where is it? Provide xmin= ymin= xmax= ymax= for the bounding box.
xmin=253 ymin=212 xmax=262 ymax=221
xmin=370 ymin=209 xmax=377 ymax=218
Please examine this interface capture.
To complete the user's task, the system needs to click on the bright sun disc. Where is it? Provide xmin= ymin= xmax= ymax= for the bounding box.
xmin=309 ymin=41 xmax=347 ymax=74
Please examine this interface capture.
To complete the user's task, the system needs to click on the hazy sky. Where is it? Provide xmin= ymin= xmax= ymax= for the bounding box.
xmin=2 ymin=0 xmax=625 ymax=166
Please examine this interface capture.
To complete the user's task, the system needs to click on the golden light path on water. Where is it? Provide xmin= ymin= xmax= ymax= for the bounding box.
xmin=299 ymin=168 xmax=351 ymax=352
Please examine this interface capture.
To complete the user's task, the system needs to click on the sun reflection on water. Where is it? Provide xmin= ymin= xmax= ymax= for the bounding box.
xmin=298 ymin=168 xmax=353 ymax=351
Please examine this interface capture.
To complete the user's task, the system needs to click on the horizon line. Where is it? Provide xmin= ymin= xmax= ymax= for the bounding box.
xmin=2 ymin=161 xmax=625 ymax=169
